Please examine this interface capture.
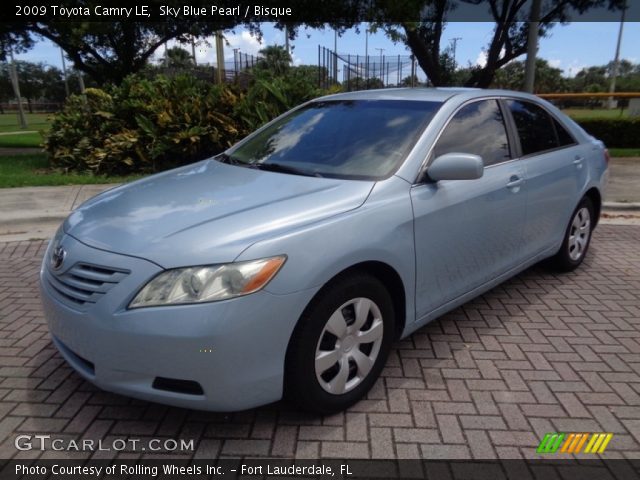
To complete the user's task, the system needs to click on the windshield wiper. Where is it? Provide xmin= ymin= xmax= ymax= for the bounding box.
xmin=252 ymin=162 xmax=323 ymax=178
xmin=215 ymin=152 xmax=242 ymax=165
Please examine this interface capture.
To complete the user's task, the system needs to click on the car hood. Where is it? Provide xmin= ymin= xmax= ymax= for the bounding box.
xmin=64 ymin=159 xmax=374 ymax=268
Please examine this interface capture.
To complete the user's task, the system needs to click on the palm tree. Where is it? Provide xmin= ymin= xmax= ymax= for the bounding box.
xmin=257 ymin=45 xmax=291 ymax=76
xmin=165 ymin=47 xmax=194 ymax=69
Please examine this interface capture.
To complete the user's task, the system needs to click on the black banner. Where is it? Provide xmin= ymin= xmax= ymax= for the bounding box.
xmin=1 ymin=0 xmax=639 ymax=23
xmin=1 ymin=459 xmax=640 ymax=480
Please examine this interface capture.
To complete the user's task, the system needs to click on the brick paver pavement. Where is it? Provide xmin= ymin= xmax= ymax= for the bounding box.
xmin=0 ymin=225 xmax=639 ymax=460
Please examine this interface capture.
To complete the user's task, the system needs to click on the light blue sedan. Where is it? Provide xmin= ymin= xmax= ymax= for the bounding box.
xmin=40 ymin=88 xmax=609 ymax=413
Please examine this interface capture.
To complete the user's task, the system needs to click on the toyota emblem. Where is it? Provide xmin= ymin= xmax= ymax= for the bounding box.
xmin=51 ymin=246 xmax=66 ymax=270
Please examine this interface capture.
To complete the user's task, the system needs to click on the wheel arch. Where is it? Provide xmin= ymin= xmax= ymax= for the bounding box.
xmin=584 ymin=187 xmax=602 ymax=228
xmin=290 ymin=260 xmax=407 ymax=345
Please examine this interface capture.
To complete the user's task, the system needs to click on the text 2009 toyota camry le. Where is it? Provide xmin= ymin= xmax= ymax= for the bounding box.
xmin=40 ymin=88 xmax=609 ymax=413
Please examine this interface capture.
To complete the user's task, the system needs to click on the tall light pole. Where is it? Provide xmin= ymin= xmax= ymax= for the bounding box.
xmin=333 ymin=29 xmax=338 ymax=83
xmin=364 ymin=25 xmax=369 ymax=80
xmin=608 ymin=3 xmax=626 ymax=109
xmin=450 ymin=37 xmax=462 ymax=70
xmin=523 ymin=0 xmax=542 ymax=93
xmin=375 ymin=48 xmax=385 ymax=84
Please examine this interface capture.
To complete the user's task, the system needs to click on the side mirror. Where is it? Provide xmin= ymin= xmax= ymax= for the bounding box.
xmin=427 ymin=153 xmax=484 ymax=181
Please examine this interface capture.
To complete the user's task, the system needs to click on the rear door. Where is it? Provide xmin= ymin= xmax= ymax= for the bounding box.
xmin=411 ymin=99 xmax=526 ymax=319
xmin=503 ymin=99 xmax=587 ymax=257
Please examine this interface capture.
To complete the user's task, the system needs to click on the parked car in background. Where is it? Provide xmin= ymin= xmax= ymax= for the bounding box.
xmin=40 ymin=88 xmax=609 ymax=413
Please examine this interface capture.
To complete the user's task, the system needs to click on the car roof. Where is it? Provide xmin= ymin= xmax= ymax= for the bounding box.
xmin=315 ymin=87 xmax=542 ymax=104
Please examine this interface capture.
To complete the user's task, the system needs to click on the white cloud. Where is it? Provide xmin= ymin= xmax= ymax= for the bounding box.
xmin=564 ymin=60 xmax=586 ymax=78
xmin=223 ymin=30 xmax=264 ymax=60
xmin=149 ymin=31 xmax=265 ymax=66
xmin=548 ymin=58 xmax=562 ymax=69
xmin=475 ymin=51 xmax=487 ymax=68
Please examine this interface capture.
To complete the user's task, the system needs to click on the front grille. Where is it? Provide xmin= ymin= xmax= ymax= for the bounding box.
xmin=46 ymin=262 xmax=129 ymax=310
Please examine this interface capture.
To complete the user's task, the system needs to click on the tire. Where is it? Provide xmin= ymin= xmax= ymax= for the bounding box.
xmin=547 ymin=196 xmax=594 ymax=272
xmin=284 ymin=273 xmax=396 ymax=414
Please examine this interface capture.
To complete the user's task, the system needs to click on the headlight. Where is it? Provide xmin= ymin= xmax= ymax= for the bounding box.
xmin=128 ymin=256 xmax=286 ymax=308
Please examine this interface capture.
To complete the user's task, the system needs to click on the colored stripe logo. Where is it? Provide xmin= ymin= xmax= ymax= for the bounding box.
xmin=537 ymin=433 xmax=613 ymax=454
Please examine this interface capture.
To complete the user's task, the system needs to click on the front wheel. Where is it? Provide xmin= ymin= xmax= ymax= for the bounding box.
xmin=284 ymin=273 xmax=395 ymax=414
xmin=547 ymin=197 xmax=594 ymax=272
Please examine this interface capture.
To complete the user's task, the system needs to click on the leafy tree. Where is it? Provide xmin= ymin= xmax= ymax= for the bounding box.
xmin=163 ymin=46 xmax=195 ymax=68
xmin=0 ymin=0 xmax=267 ymax=85
xmin=0 ymin=0 xmax=366 ymax=86
xmin=344 ymin=76 xmax=385 ymax=90
xmin=0 ymin=28 xmax=34 ymax=61
xmin=256 ymin=45 xmax=292 ymax=76
xmin=373 ymin=0 xmax=625 ymax=87
xmin=492 ymin=58 xmax=566 ymax=93
xmin=400 ymin=74 xmax=420 ymax=86
xmin=571 ymin=66 xmax=607 ymax=92
xmin=0 ymin=61 xmax=60 ymax=112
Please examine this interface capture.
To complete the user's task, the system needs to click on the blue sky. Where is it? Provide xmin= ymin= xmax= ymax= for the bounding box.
xmin=15 ymin=22 xmax=639 ymax=79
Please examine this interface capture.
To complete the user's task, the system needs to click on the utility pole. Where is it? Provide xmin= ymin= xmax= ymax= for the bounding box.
xmin=60 ymin=47 xmax=69 ymax=97
xmin=8 ymin=49 xmax=28 ymax=129
xmin=233 ymin=48 xmax=240 ymax=75
xmin=365 ymin=25 xmax=369 ymax=80
xmin=215 ymin=30 xmax=225 ymax=84
xmin=523 ymin=0 xmax=542 ymax=93
xmin=608 ymin=3 xmax=626 ymax=109
xmin=284 ymin=24 xmax=291 ymax=64
xmin=450 ymin=37 xmax=462 ymax=70
xmin=375 ymin=48 xmax=385 ymax=85
xmin=410 ymin=54 xmax=416 ymax=87
xmin=333 ymin=29 xmax=338 ymax=83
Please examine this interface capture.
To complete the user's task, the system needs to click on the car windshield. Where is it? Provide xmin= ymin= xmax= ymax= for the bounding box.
xmin=225 ymin=99 xmax=441 ymax=180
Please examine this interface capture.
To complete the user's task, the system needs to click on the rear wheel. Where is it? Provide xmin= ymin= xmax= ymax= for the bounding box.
xmin=285 ymin=273 xmax=395 ymax=414
xmin=548 ymin=197 xmax=594 ymax=272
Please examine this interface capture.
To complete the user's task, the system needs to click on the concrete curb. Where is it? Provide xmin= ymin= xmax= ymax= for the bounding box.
xmin=603 ymin=202 xmax=640 ymax=211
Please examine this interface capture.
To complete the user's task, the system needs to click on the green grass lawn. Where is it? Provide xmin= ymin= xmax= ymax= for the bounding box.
xmin=564 ymin=108 xmax=629 ymax=120
xmin=0 ymin=112 xmax=52 ymax=133
xmin=0 ymin=153 xmax=142 ymax=188
xmin=0 ymin=112 xmax=51 ymax=148
xmin=609 ymin=148 xmax=640 ymax=157
xmin=0 ymin=132 xmax=43 ymax=148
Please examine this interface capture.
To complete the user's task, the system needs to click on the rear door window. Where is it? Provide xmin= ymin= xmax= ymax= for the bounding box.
xmin=506 ymin=100 xmax=559 ymax=156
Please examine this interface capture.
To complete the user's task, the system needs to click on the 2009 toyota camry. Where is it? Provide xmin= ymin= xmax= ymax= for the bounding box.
xmin=40 ymin=88 xmax=608 ymax=413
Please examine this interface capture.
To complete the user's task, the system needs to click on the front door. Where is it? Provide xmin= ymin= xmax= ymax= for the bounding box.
xmin=411 ymin=99 xmax=527 ymax=320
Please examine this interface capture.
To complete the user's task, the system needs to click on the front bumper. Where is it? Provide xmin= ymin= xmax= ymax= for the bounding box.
xmin=39 ymin=233 xmax=316 ymax=411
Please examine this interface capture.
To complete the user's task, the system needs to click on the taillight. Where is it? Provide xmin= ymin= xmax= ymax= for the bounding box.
xmin=604 ymin=148 xmax=611 ymax=165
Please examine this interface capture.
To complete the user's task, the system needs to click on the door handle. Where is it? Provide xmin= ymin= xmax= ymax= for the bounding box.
xmin=506 ymin=176 xmax=523 ymax=189
xmin=573 ymin=156 xmax=584 ymax=167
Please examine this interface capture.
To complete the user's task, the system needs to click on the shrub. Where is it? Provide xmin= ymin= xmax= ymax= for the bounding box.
xmin=575 ymin=118 xmax=640 ymax=148
xmin=45 ymin=75 xmax=241 ymax=176
xmin=234 ymin=68 xmax=324 ymax=132
xmin=45 ymin=69 xmax=329 ymax=176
